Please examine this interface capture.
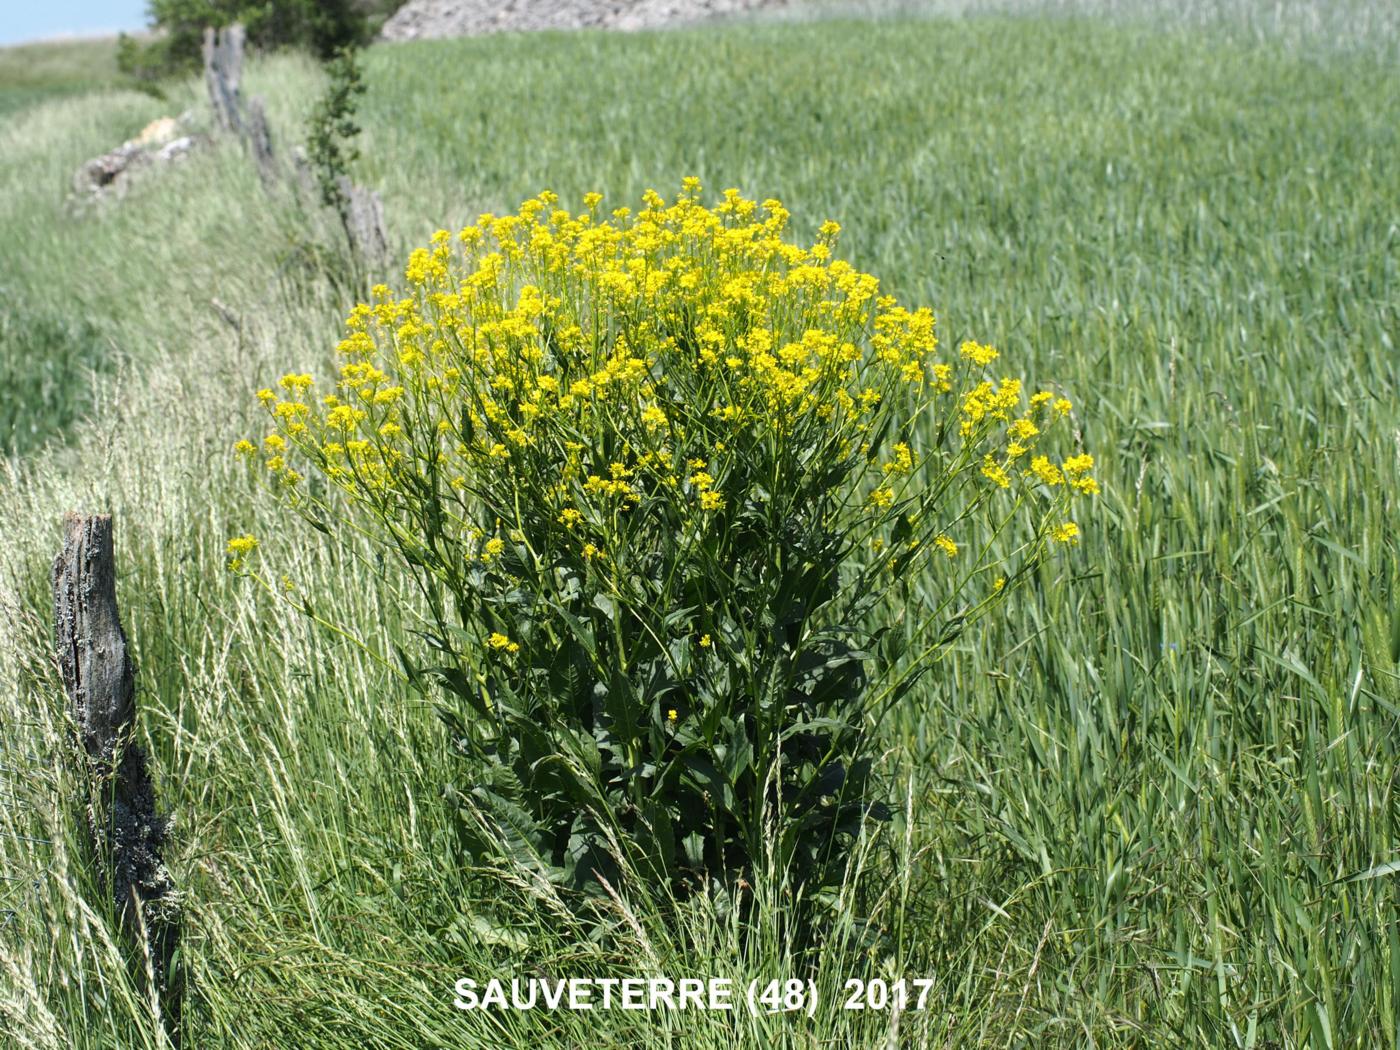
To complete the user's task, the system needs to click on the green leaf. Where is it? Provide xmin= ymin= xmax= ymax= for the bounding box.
xmin=1339 ymin=858 xmax=1400 ymax=883
xmin=425 ymin=665 xmax=489 ymax=718
xmin=1389 ymin=574 xmax=1400 ymax=664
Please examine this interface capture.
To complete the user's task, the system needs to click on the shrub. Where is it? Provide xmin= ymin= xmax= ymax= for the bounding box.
xmin=306 ymin=49 xmax=366 ymax=212
xmin=118 ymin=0 xmax=401 ymax=80
xmin=237 ymin=183 xmax=1095 ymax=920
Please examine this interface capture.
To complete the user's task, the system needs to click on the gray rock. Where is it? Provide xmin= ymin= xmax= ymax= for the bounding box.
xmin=70 ymin=116 xmax=201 ymax=203
xmin=379 ymin=0 xmax=787 ymax=41
xmin=156 ymin=136 xmax=196 ymax=162
xmin=71 ymin=143 xmax=151 ymax=200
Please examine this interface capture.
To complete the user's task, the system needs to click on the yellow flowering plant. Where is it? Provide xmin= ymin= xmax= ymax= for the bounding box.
xmin=237 ymin=182 xmax=1094 ymax=916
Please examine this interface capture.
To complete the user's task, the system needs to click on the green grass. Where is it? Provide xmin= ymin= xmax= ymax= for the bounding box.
xmin=0 ymin=306 xmax=114 ymax=455
xmin=0 ymin=37 xmax=131 ymax=120
xmin=2 ymin=3 xmax=1399 ymax=1047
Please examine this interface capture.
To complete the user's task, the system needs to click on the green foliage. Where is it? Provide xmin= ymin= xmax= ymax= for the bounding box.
xmin=116 ymin=0 xmax=401 ymax=80
xmin=305 ymin=48 xmax=366 ymax=212
xmin=160 ymin=0 xmax=369 ymax=60
xmin=114 ymin=32 xmax=172 ymax=93
xmin=243 ymin=186 xmax=1088 ymax=919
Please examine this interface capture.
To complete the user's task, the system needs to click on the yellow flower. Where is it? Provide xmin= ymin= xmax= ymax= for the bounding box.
xmin=868 ymin=487 xmax=895 ymax=509
xmin=981 ymin=456 xmax=1011 ymax=489
xmin=1063 ymin=453 xmax=1094 ymax=475
xmin=482 ymin=537 xmax=506 ymax=560
xmin=699 ymin=634 xmax=712 ymax=648
xmin=326 ymin=405 xmax=365 ymax=431
xmin=1029 ymin=455 xmax=1064 ymax=486
xmin=1052 ymin=521 xmax=1081 ymax=544
xmin=487 ymin=632 xmax=520 ymax=654
xmin=959 ymin=340 xmax=999 ymax=366
xmin=934 ymin=534 xmax=958 ymax=558
xmin=883 ymin=442 xmax=914 ymax=476
xmin=226 ymin=534 xmax=258 ymax=556
xmin=225 ymin=534 xmax=258 ymax=572
xmin=279 ymin=373 xmax=314 ymax=394
xmin=699 ymin=490 xmax=725 ymax=511
xmin=666 ymin=708 xmax=679 ymax=722
xmin=1062 ymin=454 xmax=1097 ymax=494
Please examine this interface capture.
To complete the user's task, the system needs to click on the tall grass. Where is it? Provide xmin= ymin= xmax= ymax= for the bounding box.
xmin=1 ymin=3 xmax=1398 ymax=1046
xmin=772 ymin=0 xmax=1400 ymax=58
xmin=0 ymin=37 xmax=130 ymax=120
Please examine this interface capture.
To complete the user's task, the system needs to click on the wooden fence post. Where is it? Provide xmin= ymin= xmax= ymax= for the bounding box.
xmin=53 ymin=513 xmax=181 ymax=1042
xmin=202 ymin=24 xmax=246 ymax=134
xmin=336 ymin=174 xmax=391 ymax=270
xmin=246 ymin=95 xmax=278 ymax=187
xmin=203 ymin=25 xmax=279 ymax=189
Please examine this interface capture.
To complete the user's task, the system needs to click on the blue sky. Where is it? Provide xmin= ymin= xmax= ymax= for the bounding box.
xmin=1 ymin=0 xmax=150 ymax=46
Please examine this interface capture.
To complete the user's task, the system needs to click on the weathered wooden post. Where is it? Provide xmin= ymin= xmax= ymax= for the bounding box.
xmin=203 ymin=25 xmax=279 ymax=189
xmin=202 ymin=24 xmax=246 ymax=134
xmin=53 ymin=513 xmax=181 ymax=1042
xmin=246 ymin=95 xmax=279 ymax=187
xmin=336 ymin=174 xmax=391 ymax=270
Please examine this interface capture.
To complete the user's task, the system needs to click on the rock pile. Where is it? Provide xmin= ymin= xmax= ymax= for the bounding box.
xmin=380 ymin=0 xmax=787 ymax=41
xmin=71 ymin=115 xmax=198 ymax=203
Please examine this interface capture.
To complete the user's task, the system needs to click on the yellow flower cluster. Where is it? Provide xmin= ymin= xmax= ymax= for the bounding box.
xmin=225 ymin=533 xmax=258 ymax=571
xmin=1028 ymin=452 xmax=1098 ymax=494
xmin=240 ymin=182 xmax=1094 ymax=625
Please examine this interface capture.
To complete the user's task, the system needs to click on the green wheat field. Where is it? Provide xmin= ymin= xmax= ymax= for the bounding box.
xmin=2 ymin=1 xmax=1398 ymax=1046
